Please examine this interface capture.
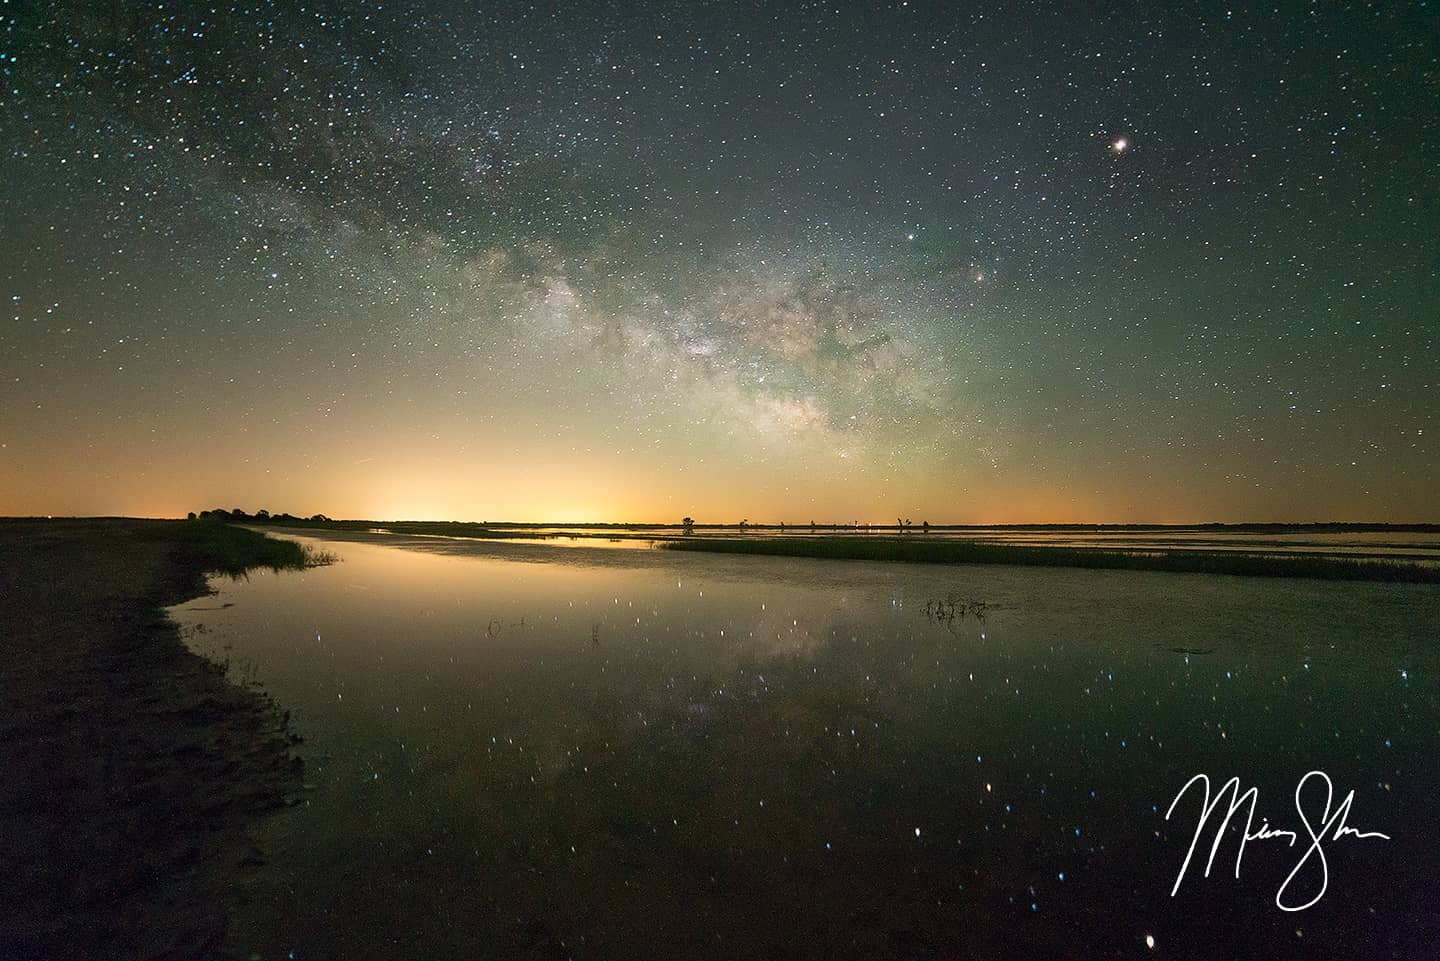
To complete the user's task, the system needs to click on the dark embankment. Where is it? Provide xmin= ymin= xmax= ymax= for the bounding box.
xmin=0 ymin=518 xmax=327 ymax=960
xmin=662 ymin=536 xmax=1440 ymax=582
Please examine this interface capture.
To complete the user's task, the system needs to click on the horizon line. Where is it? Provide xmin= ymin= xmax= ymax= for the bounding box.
xmin=7 ymin=514 xmax=1439 ymax=531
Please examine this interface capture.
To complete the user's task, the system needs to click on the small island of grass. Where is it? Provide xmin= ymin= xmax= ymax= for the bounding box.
xmin=661 ymin=535 xmax=1440 ymax=583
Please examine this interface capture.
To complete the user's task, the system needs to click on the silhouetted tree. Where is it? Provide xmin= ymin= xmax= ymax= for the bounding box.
xmin=256 ymin=509 xmax=271 ymax=521
xmin=186 ymin=511 xmax=197 ymax=520
xmin=682 ymin=516 xmax=695 ymax=534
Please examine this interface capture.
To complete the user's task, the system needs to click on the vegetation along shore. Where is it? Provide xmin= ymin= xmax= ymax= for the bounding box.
xmin=661 ymin=536 xmax=1440 ymax=583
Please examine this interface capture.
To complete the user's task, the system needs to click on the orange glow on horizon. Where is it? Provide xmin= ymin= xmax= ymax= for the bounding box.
xmin=2 ymin=424 xmax=1431 ymax=525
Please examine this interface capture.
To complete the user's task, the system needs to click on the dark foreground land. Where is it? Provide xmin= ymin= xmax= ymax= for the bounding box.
xmin=0 ymin=519 xmax=324 ymax=960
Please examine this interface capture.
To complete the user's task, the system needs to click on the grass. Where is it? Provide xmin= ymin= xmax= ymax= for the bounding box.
xmin=661 ymin=536 xmax=1440 ymax=583
xmin=151 ymin=518 xmax=338 ymax=576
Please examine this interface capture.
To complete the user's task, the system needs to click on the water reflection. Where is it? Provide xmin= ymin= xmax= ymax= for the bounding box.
xmin=172 ymin=531 xmax=1440 ymax=960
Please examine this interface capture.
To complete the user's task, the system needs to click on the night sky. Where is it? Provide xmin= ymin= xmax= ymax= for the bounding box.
xmin=2 ymin=1 xmax=1436 ymax=523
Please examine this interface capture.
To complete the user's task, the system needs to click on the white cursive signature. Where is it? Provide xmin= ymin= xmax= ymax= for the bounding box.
xmin=1165 ymin=770 xmax=1390 ymax=911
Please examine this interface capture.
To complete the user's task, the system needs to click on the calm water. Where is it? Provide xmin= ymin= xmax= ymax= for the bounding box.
xmin=172 ymin=531 xmax=1440 ymax=960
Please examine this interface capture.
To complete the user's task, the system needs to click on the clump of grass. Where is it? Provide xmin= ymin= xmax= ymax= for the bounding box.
xmin=662 ymin=536 xmax=1440 ymax=583
xmin=300 ymin=545 xmax=340 ymax=567
xmin=924 ymin=597 xmax=989 ymax=623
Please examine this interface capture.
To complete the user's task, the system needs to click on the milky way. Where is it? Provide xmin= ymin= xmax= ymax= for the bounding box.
xmin=2 ymin=2 xmax=1435 ymax=521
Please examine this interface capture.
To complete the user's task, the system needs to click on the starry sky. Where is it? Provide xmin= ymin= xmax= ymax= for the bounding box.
xmin=2 ymin=1 xmax=1436 ymax=523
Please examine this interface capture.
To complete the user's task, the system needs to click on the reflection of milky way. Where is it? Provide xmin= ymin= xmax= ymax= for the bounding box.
xmin=1 ymin=2 xmax=1435 ymax=520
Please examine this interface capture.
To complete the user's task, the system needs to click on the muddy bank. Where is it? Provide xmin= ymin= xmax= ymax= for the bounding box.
xmin=0 ymin=519 xmax=317 ymax=960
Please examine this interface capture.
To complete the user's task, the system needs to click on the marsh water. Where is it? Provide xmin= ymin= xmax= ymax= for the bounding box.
xmin=172 ymin=530 xmax=1440 ymax=960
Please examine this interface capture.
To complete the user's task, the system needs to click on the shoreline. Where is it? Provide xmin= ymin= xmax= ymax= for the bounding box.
xmin=0 ymin=519 xmax=319 ymax=960
xmin=660 ymin=535 xmax=1440 ymax=582
xmin=238 ymin=519 xmax=1437 ymax=582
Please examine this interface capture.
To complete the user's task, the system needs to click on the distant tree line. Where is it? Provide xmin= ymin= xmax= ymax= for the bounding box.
xmin=189 ymin=508 xmax=330 ymax=523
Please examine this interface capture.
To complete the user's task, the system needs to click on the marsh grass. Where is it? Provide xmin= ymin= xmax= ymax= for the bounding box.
xmin=662 ymin=536 xmax=1440 ymax=583
xmin=158 ymin=519 xmax=338 ymax=577
xmin=299 ymin=544 xmax=341 ymax=567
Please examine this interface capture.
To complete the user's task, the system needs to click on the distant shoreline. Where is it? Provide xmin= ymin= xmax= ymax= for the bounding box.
xmin=205 ymin=515 xmax=1440 ymax=583
xmin=4 ymin=516 xmax=1439 ymax=534
xmin=659 ymin=536 xmax=1440 ymax=583
xmin=6 ymin=516 xmax=1436 ymax=584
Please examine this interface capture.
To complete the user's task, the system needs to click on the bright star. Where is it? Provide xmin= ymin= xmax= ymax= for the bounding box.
xmin=1112 ymin=138 xmax=1128 ymax=152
